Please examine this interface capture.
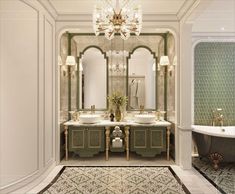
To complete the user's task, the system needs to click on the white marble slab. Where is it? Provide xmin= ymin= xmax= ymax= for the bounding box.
xmin=64 ymin=119 xmax=171 ymax=127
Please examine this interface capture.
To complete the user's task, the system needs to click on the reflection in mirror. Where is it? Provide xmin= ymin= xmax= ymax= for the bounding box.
xmin=128 ymin=47 xmax=156 ymax=110
xmin=78 ymin=47 xmax=107 ymax=110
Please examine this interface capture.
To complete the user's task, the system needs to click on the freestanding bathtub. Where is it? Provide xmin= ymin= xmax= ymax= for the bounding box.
xmin=192 ymin=125 xmax=235 ymax=162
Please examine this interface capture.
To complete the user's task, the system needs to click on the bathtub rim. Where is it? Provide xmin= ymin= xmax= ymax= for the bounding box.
xmin=192 ymin=125 xmax=235 ymax=138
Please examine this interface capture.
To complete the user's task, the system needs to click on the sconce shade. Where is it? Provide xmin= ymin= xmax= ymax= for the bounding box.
xmin=173 ymin=56 xmax=177 ymax=66
xmin=152 ymin=62 xmax=156 ymax=71
xmin=58 ymin=56 xmax=63 ymax=66
xmin=66 ymin=56 xmax=76 ymax=66
xmin=79 ymin=61 xmax=83 ymax=72
xmin=160 ymin=56 xmax=170 ymax=66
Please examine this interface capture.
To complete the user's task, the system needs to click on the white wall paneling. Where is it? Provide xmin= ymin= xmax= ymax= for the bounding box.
xmin=177 ymin=22 xmax=193 ymax=169
xmin=0 ymin=0 xmax=56 ymax=193
xmin=44 ymin=17 xmax=54 ymax=167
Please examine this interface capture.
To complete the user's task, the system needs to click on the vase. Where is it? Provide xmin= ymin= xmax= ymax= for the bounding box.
xmin=115 ymin=105 xmax=122 ymax=122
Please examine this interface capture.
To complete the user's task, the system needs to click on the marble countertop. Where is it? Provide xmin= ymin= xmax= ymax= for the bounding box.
xmin=64 ymin=120 xmax=171 ymax=127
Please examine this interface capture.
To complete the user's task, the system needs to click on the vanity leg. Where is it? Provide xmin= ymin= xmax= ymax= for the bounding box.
xmin=64 ymin=125 xmax=68 ymax=161
xmin=105 ymin=127 xmax=110 ymax=161
xmin=167 ymin=126 xmax=171 ymax=161
xmin=124 ymin=126 xmax=130 ymax=161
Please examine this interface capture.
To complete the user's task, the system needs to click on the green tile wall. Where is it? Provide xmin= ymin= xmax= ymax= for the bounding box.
xmin=194 ymin=42 xmax=235 ymax=126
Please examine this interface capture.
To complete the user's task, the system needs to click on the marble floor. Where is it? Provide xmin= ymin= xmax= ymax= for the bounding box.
xmin=28 ymin=154 xmax=221 ymax=194
xmin=193 ymin=157 xmax=235 ymax=194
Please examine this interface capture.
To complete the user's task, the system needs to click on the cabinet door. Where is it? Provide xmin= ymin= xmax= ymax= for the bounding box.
xmin=70 ymin=128 xmax=85 ymax=149
xmin=87 ymin=127 xmax=104 ymax=149
xmin=150 ymin=128 xmax=165 ymax=149
xmin=132 ymin=128 xmax=147 ymax=149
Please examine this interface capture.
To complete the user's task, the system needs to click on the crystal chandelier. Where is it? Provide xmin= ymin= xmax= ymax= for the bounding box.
xmin=93 ymin=0 xmax=142 ymax=40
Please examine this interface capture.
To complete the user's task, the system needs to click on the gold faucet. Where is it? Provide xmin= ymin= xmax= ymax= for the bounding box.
xmin=155 ymin=110 xmax=161 ymax=121
xmin=91 ymin=105 xmax=95 ymax=114
xmin=140 ymin=105 xmax=144 ymax=114
xmin=212 ymin=108 xmax=224 ymax=126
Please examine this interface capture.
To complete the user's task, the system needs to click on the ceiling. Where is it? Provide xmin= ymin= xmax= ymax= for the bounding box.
xmin=48 ymin=0 xmax=188 ymax=15
xmin=44 ymin=0 xmax=198 ymax=21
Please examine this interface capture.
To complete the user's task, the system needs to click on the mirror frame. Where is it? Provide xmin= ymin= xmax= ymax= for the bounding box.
xmin=77 ymin=45 xmax=109 ymax=111
xmin=126 ymin=45 xmax=158 ymax=111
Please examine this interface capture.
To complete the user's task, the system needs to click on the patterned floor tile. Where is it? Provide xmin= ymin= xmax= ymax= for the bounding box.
xmin=39 ymin=166 xmax=190 ymax=194
xmin=193 ymin=157 xmax=235 ymax=194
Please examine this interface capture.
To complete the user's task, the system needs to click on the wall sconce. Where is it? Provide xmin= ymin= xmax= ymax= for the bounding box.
xmin=58 ymin=55 xmax=67 ymax=76
xmin=79 ymin=61 xmax=83 ymax=72
xmin=168 ymin=56 xmax=177 ymax=77
xmin=159 ymin=56 xmax=170 ymax=66
xmin=66 ymin=56 xmax=77 ymax=77
xmin=173 ymin=55 xmax=177 ymax=66
xmin=66 ymin=56 xmax=76 ymax=66
xmin=152 ymin=62 xmax=156 ymax=71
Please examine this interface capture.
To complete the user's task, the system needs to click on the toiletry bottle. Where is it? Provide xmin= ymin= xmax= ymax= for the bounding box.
xmin=110 ymin=109 xmax=115 ymax=122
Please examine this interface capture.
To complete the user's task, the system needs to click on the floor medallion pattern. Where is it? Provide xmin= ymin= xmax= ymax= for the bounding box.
xmin=193 ymin=157 xmax=235 ymax=194
xmin=39 ymin=166 xmax=190 ymax=194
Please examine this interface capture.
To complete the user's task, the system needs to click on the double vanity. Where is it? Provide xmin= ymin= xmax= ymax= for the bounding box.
xmin=60 ymin=33 xmax=176 ymax=162
xmin=64 ymin=116 xmax=171 ymax=161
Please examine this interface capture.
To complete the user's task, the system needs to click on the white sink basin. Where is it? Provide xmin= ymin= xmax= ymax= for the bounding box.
xmin=134 ymin=114 xmax=156 ymax=124
xmin=79 ymin=114 xmax=101 ymax=124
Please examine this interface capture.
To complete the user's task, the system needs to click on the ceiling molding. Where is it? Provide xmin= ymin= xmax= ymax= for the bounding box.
xmin=37 ymin=0 xmax=58 ymax=19
xmin=192 ymin=32 xmax=235 ymax=37
xmin=176 ymin=0 xmax=199 ymax=21
xmin=56 ymin=13 xmax=179 ymax=22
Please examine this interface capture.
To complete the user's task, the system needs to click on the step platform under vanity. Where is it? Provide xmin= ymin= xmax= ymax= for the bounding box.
xmin=63 ymin=120 xmax=171 ymax=161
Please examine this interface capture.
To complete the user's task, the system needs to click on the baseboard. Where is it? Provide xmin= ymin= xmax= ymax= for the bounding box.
xmin=0 ymin=161 xmax=56 ymax=194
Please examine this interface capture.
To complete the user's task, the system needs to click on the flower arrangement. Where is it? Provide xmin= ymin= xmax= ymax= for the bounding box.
xmin=108 ymin=92 xmax=128 ymax=122
xmin=108 ymin=91 xmax=128 ymax=108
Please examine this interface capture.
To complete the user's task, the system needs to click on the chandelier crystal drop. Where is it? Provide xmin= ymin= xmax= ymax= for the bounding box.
xmin=93 ymin=0 xmax=142 ymax=40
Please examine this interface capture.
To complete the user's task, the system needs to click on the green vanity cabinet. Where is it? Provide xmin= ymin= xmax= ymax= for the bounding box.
xmin=130 ymin=127 xmax=166 ymax=157
xmin=68 ymin=126 xmax=105 ymax=157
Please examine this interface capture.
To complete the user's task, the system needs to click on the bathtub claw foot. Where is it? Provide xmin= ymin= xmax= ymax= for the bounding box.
xmin=209 ymin=152 xmax=223 ymax=170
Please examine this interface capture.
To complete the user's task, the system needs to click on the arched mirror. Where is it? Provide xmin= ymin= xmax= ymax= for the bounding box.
xmin=78 ymin=47 xmax=108 ymax=110
xmin=127 ymin=47 xmax=157 ymax=110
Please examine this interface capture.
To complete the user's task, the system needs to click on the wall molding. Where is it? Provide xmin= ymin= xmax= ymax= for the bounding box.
xmin=177 ymin=126 xmax=193 ymax=132
xmin=0 ymin=0 xmax=56 ymax=193
xmin=37 ymin=0 xmax=57 ymax=19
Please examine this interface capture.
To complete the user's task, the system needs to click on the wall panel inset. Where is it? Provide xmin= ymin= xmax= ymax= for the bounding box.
xmin=0 ymin=0 xmax=39 ymax=187
xmin=44 ymin=18 xmax=54 ymax=165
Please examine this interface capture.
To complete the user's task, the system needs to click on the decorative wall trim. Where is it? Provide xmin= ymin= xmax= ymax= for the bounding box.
xmin=192 ymin=32 xmax=235 ymax=37
xmin=43 ymin=14 xmax=46 ymax=168
xmin=43 ymin=16 xmax=54 ymax=167
xmin=177 ymin=126 xmax=192 ymax=132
